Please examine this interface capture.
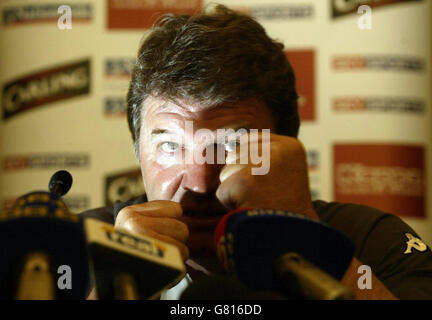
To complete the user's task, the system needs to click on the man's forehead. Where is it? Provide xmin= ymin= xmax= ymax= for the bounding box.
xmin=142 ymin=96 xmax=213 ymax=117
xmin=142 ymin=95 xmax=272 ymax=122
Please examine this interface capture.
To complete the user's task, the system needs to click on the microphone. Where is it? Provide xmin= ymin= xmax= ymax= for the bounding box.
xmin=48 ymin=170 xmax=73 ymax=197
xmin=84 ymin=218 xmax=186 ymax=300
xmin=0 ymin=170 xmax=90 ymax=299
xmin=214 ymin=208 xmax=355 ymax=300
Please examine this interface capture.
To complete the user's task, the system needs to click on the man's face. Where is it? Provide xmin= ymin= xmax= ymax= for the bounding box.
xmin=138 ymin=95 xmax=275 ymax=231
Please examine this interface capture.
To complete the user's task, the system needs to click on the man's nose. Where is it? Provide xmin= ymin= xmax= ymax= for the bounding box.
xmin=181 ymin=145 xmax=225 ymax=194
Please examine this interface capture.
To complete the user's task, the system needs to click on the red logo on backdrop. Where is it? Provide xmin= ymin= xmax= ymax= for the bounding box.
xmin=331 ymin=0 xmax=423 ymax=18
xmin=285 ymin=50 xmax=315 ymax=122
xmin=107 ymin=0 xmax=202 ymax=29
xmin=334 ymin=144 xmax=426 ymax=218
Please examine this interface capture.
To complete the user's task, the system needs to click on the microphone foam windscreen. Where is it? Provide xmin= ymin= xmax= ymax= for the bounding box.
xmin=0 ymin=191 xmax=90 ymax=299
xmin=215 ymin=209 xmax=354 ymax=291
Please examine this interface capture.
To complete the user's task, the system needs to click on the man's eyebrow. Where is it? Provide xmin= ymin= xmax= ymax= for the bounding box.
xmin=151 ymin=128 xmax=170 ymax=135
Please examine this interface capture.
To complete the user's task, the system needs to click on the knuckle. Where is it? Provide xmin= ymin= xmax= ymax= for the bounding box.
xmin=178 ymin=222 xmax=190 ymax=241
xmin=289 ymin=138 xmax=306 ymax=154
xmin=148 ymin=200 xmax=183 ymax=217
xmin=115 ymin=207 xmax=134 ymax=226
xmin=276 ymin=137 xmax=306 ymax=159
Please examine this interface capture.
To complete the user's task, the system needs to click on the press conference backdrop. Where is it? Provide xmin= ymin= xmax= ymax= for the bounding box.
xmin=0 ymin=1 xmax=431 ymax=243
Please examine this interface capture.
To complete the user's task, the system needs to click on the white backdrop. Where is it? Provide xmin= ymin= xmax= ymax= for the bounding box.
xmin=0 ymin=0 xmax=431 ymax=243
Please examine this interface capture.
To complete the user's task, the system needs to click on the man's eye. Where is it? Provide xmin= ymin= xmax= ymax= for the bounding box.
xmin=159 ymin=142 xmax=180 ymax=153
xmin=224 ymin=140 xmax=240 ymax=152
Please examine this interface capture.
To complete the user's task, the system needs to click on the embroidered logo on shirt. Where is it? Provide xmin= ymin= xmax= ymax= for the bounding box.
xmin=404 ymin=233 xmax=428 ymax=254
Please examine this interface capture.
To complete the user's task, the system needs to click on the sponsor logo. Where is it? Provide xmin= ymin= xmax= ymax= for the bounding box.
xmin=104 ymin=58 xmax=135 ymax=78
xmin=285 ymin=50 xmax=315 ymax=121
xmin=336 ymin=163 xmax=423 ymax=196
xmin=236 ymin=4 xmax=314 ymax=20
xmin=104 ymin=97 xmax=126 ymax=116
xmin=2 ymin=59 xmax=91 ymax=120
xmin=334 ymin=144 xmax=425 ymax=217
xmin=306 ymin=150 xmax=320 ymax=200
xmin=105 ymin=168 xmax=145 ymax=206
xmin=332 ymin=55 xmax=425 ymax=72
xmin=2 ymin=3 xmax=92 ymax=26
xmin=102 ymin=225 xmax=166 ymax=257
xmin=310 ymin=189 xmax=320 ymax=201
xmin=3 ymin=153 xmax=90 ymax=171
xmin=404 ymin=233 xmax=428 ymax=254
xmin=307 ymin=150 xmax=319 ymax=170
xmin=332 ymin=0 xmax=422 ymax=18
xmin=107 ymin=0 xmax=202 ymax=29
xmin=333 ymin=97 xmax=425 ymax=113
xmin=63 ymin=195 xmax=90 ymax=212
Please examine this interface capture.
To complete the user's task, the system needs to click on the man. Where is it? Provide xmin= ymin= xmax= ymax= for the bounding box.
xmin=83 ymin=5 xmax=432 ymax=299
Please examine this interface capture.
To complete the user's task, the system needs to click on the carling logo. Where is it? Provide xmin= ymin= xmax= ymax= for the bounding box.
xmin=2 ymin=3 xmax=92 ymax=26
xmin=2 ymin=59 xmax=91 ymax=120
xmin=334 ymin=144 xmax=425 ymax=217
xmin=331 ymin=0 xmax=423 ymax=18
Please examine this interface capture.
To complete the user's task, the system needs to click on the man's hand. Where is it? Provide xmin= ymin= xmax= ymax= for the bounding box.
xmin=115 ymin=200 xmax=190 ymax=261
xmin=216 ymin=133 xmax=318 ymax=220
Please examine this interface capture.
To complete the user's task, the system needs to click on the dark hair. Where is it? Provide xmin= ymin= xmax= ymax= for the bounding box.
xmin=127 ymin=4 xmax=300 ymax=156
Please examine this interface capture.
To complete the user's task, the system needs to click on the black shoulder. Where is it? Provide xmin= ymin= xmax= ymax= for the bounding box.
xmin=313 ymin=200 xmax=432 ymax=299
xmin=312 ymin=200 xmax=393 ymax=257
xmin=79 ymin=194 xmax=148 ymax=225
xmin=79 ymin=205 xmax=115 ymax=224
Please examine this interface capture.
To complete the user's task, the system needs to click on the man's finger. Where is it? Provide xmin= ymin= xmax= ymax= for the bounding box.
xmin=133 ymin=216 xmax=190 ymax=243
xmin=219 ymin=163 xmax=248 ymax=183
xmin=116 ymin=216 xmax=190 ymax=261
xmin=126 ymin=200 xmax=183 ymax=217
xmin=138 ymin=228 xmax=190 ymax=261
xmin=116 ymin=200 xmax=183 ymax=227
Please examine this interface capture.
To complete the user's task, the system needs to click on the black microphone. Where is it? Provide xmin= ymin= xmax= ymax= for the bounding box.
xmin=84 ymin=218 xmax=186 ymax=300
xmin=48 ymin=170 xmax=73 ymax=197
xmin=214 ymin=208 xmax=355 ymax=300
xmin=0 ymin=170 xmax=90 ymax=299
